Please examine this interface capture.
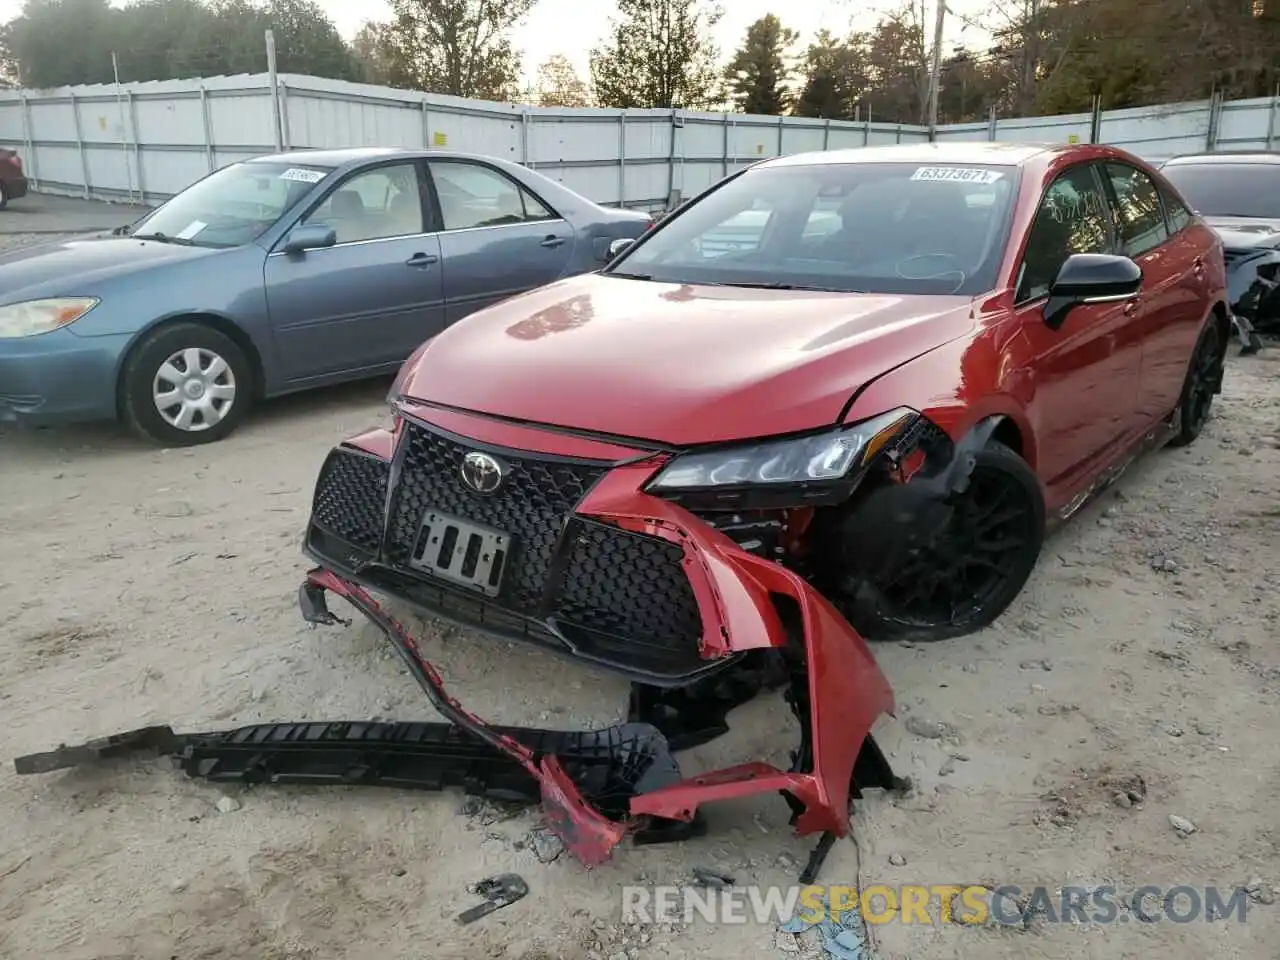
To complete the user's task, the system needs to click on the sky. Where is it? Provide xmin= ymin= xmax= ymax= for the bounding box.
xmin=0 ymin=0 xmax=995 ymax=84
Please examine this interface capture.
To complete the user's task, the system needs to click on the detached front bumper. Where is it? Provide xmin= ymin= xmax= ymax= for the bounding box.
xmin=302 ymin=409 xmax=898 ymax=851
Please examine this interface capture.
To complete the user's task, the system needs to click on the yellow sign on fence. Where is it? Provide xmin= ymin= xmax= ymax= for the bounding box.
xmin=432 ymin=131 xmax=448 ymax=147
xmin=1067 ymin=134 xmax=1080 ymax=143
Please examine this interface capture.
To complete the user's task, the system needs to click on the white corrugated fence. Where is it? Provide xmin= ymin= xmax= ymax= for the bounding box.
xmin=1 ymin=73 xmax=1277 ymax=209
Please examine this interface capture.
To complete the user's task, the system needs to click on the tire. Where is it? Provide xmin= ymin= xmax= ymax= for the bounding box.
xmin=0 ymin=180 xmax=8 ymax=210
xmin=844 ymin=440 xmax=1046 ymax=643
xmin=120 ymin=321 xmax=251 ymax=446
xmin=1167 ymin=321 xmax=1225 ymax=448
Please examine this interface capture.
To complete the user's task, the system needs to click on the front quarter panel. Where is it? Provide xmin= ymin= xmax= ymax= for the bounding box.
xmin=66 ymin=245 xmax=281 ymax=387
xmin=843 ymin=308 xmax=1039 ymax=473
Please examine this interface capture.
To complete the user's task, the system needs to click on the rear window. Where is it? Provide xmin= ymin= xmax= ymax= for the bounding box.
xmin=610 ymin=161 xmax=1018 ymax=295
xmin=1159 ymin=162 xmax=1280 ymax=219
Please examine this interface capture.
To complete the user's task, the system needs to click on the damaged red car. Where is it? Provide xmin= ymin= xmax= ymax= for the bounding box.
xmin=298 ymin=142 xmax=1229 ymax=868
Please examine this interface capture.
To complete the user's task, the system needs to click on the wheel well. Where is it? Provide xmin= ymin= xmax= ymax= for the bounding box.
xmin=116 ymin=313 xmax=265 ymax=415
xmin=986 ymin=416 xmax=1024 ymax=458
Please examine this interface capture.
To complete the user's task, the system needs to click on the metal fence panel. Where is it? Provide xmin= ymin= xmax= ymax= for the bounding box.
xmin=1 ymin=72 xmax=1276 ymax=209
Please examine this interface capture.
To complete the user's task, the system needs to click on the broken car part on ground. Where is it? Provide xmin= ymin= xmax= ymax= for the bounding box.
xmin=14 ymin=567 xmax=909 ymax=879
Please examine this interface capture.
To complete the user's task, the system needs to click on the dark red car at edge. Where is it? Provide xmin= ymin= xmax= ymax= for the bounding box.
xmin=298 ymin=142 xmax=1228 ymax=866
xmin=0 ymin=148 xmax=28 ymax=208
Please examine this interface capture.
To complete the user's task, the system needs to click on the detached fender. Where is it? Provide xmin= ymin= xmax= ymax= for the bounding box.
xmin=1226 ymin=251 xmax=1280 ymax=331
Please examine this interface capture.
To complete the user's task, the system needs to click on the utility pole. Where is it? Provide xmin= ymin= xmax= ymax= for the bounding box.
xmin=265 ymin=29 xmax=284 ymax=153
xmin=927 ymin=0 xmax=947 ymax=139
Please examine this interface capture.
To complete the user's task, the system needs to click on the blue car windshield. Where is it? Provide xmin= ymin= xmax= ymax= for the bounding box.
xmin=129 ymin=161 xmax=334 ymax=248
xmin=609 ymin=161 xmax=1018 ymax=295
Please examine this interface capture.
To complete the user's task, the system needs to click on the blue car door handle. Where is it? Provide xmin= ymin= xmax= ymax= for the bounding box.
xmin=539 ymin=235 xmax=567 ymax=248
xmin=406 ymin=252 xmax=439 ymax=267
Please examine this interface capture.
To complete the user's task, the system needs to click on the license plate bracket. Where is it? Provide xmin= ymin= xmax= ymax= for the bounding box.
xmin=407 ymin=510 xmax=512 ymax=598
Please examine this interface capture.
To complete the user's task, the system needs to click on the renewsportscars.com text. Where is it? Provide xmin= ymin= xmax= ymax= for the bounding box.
xmin=622 ymin=883 xmax=1254 ymax=926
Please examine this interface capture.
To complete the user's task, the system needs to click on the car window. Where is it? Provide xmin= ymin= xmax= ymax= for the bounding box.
xmin=302 ymin=163 xmax=424 ymax=244
xmin=1158 ymin=162 xmax=1280 ymax=218
xmin=1160 ymin=186 xmax=1192 ymax=234
xmin=611 ymin=161 xmax=1018 ymax=296
xmin=1104 ymin=162 xmax=1169 ymax=257
xmin=1017 ymin=164 xmax=1113 ymax=303
xmin=428 ymin=161 xmax=558 ymax=231
xmin=129 ymin=160 xmax=332 ymax=248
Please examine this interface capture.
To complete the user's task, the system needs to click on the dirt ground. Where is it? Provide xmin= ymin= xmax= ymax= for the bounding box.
xmin=1 ymin=240 xmax=1278 ymax=959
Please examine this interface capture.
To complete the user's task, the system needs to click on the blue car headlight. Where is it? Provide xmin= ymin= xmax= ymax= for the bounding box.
xmin=646 ymin=407 xmax=921 ymax=504
xmin=0 ymin=297 xmax=100 ymax=339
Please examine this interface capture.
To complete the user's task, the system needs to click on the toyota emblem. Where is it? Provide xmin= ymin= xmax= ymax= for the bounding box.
xmin=460 ymin=451 xmax=504 ymax=494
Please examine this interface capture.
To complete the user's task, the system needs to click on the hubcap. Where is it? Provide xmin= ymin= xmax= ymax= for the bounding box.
xmin=873 ymin=468 xmax=1037 ymax=629
xmin=152 ymin=346 xmax=236 ymax=432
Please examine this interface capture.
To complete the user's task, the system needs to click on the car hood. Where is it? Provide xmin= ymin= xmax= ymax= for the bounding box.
xmin=400 ymin=273 xmax=976 ymax=446
xmin=0 ymin=233 xmax=224 ymax=304
xmin=1202 ymin=216 xmax=1280 ymax=252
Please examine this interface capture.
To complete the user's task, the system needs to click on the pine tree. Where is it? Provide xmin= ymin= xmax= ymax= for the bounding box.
xmin=725 ymin=14 xmax=797 ymax=115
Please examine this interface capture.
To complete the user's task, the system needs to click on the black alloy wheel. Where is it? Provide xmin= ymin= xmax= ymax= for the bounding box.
xmin=1168 ymin=322 xmax=1224 ymax=448
xmin=848 ymin=442 xmax=1046 ymax=643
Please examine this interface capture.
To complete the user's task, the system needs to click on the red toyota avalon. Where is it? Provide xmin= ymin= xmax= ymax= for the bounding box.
xmin=297 ymin=142 xmax=1227 ymax=851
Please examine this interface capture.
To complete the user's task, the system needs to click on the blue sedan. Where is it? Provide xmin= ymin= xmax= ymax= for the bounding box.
xmin=0 ymin=148 xmax=652 ymax=445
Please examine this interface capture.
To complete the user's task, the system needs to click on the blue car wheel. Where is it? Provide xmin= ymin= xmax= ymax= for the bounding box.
xmin=120 ymin=321 xmax=251 ymax=446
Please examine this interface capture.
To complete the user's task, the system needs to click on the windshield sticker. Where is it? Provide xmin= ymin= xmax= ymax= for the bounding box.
xmin=174 ymin=220 xmax=207 ymax=240
xmin=279 ymin=167 xmax=326 ymax=184
xmin=911 ymin=166 xmax=1004 ymax=185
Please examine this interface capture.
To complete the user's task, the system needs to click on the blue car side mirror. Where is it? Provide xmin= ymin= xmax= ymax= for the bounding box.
xmin=284 ymin=224 xmax=338 ymax=254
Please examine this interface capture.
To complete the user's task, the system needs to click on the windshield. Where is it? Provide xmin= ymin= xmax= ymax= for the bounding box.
xmin=1160 ymin=163 xmax=1280 ymax=219
xmin=608 ymin=161 xmax=1018 ymax=295
xmin=130 ymin=161 xmax=334 ymax=247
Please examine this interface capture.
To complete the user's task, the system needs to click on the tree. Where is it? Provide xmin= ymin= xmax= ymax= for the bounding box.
xmin=535 ymin=54 xmax=590 ymax=107
xmin=382 ymin=0 xmax=534 ymax=100
xmin=861 ymin=1 xmax=930 ymax=124
xmin=4 ymin=0 xmax=359 ymax=87
xmin=590 ymin=0 xmax=724 ymax=109
xmin=259 ymin=0 xmax=359 ymax=79
xmin=724 ymin=13 xmax=796 ymax=115
xmin=5 ymin=0 xmax=121 ymax=87
xmin=935 ymin=47 xmax=1006 ymax=123
xmin=351 ymin=20 xmax=416 ymax=87
xmin=793 ymin=29 xmax=866 ymax=119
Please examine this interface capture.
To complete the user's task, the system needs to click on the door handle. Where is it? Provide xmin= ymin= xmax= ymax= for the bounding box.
xmin=539 ymin=235 xmax=567 ymax=248
xmin=1123 ymin=296 xmax=1141 ymax=316
xmin=1192 ymin=256 xmax=1205 ymax=276
xmin=406 ymin=252 xmax=439 ymax=267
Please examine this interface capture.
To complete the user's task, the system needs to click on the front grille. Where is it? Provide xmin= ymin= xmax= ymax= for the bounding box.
xmin=306 ymin=422 xmax=719 ymax=683
xmin=386 ymin=419 xmax=609 ymax=608
xmin=554 ymin=519 xmax=703 ymax=649
xmin=311 ymin=448 xmax=389 ymax=554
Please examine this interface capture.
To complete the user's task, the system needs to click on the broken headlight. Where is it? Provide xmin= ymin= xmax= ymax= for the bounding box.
xmin=646 ymin=407 xmax=920 ymax=509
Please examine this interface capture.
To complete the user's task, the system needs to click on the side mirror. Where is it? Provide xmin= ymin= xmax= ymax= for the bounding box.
xmin=1043 ymin=253 xmax=1142 ymax=330
xmin=283 ymin=223 xmax=337 ymax=254
xmin=607 ymin=237 xmax=635 ymax=260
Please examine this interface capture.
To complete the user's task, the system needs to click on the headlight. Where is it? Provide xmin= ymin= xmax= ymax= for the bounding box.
xmin=648 ymin=407 xmax=919 ymax=492
xmin=0 ymin=297 xmax=99 ymax=339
